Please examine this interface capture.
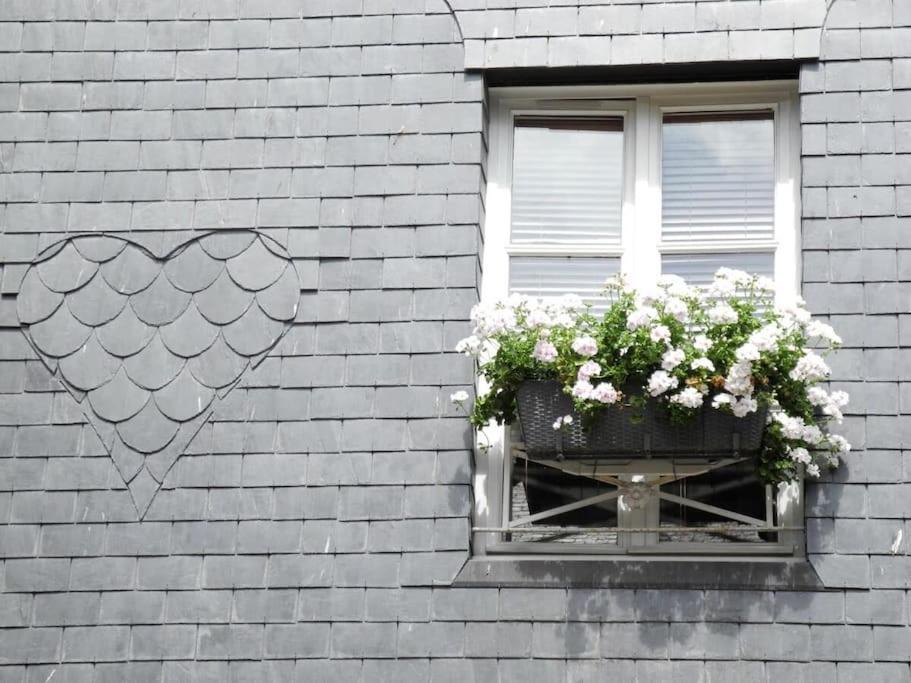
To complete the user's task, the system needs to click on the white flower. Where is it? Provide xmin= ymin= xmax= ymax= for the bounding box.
xmin=707 ymin=302 xmax=738 ymax=325
xmin=578 ymin=360 xmax=601 ymax=381
xmin=670 ymin=387 xmax=704 ymax=409
xmin=789 ymin=447 xmax=812 ymax=465
xmin=627 ymin=306 xmax=659 ymax=330
xmin=650 ymin=325 xmax=671 ymax=344
xmin=756 ymin=276 xmax=776 ymax=293
xmin=807 ymin=320 xmax=842 ymax=345
xmin=827 ymin=434 xmax=851 ymax=454
xmin=647 ymin=370 xmax=679 ymax=397
xmin=731 ymin=397 xmax=758 ymax=417
xmin=526 ymin=308 xmax=552 ymax=328
xmin=830 ymin=390 xmax=849 ymax=407
xmin=735 ymin=343 xmax=760 ymax=363
xmin=708 ymin=277 xmax=737 ymax=298
xmin=591 ymin=382 xmax=619 ymax=404
xmin=657 ymin=274 xmax=692 ymax=297
xmin=715 ymin=267 xmax=751 ymax=285
xmin=773 ymin=412 xmax=807 ymax=439
xmin=749 ymin=323 xmax=782 ymax=352
xmin=533 ymin=339 xmax=558 ymax=363
xmin=694 ymin=335 xmax=713 ymax=353
xmin=450 ymin=390 xmax=469 ymax=404
xmin=661 ymin=348 xmax=686 ymax=371
xmin=789 ymin=351 xmax=830 ymax=382
xmin=559 ymin=293 xmax=583 ymax=311
xmin=806 ymin=463 xmax=821 ymax=478
xmin=664 ymin=297 xmax=689 ymax=323
xmin=572 ymin=380 xmax=594 ymax=399
xmin=724 ymin=361 xmax=754 ymax=396
xmin=455 ymin=335 xmax=481 ymax=356
xmin=552 ymin=414 xmax=574 ymax=430
xmin=571 ymin=335 xmax=598 ymax=357
xmin=691 ymin=357 xmax=715 ymax=372
xmin=806 ymin=386 xmax=829 ymax=406
xmin=712 ymin=393 xmax=734 ymax=409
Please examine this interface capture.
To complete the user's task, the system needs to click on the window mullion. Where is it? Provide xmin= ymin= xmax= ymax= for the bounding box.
xmin=627 ymin=96 xmax=660 ymax=289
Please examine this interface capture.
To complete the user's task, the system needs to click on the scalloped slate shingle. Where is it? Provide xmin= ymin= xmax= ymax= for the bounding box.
xmin=16 ymin=230 xmax=300 ymax=515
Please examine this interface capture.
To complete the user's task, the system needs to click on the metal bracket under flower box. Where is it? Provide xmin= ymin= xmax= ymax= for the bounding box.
xmin=515 ymin=380 xmax=767 ymax=460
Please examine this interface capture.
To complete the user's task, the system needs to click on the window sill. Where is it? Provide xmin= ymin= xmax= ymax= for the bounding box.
xmin=453 ymin=556 xmax=826 ymax=591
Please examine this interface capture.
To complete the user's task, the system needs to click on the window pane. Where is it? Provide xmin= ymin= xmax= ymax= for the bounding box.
xmin=657 ymin=461 xmax=777 ymax=545
xmin=509 ymin=256 xmax=619 ymax=304
xmin=662 ymin=252 xmax=774 ymax=287
xmin=509 ymin=461 xmax=619 ymax=546
xmin=662 ymin=112 xmax=774 ymax=244
xmin=511 ymin=117 xmax=624 ymax=245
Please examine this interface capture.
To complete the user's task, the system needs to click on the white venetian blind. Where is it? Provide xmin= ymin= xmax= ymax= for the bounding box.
xmin=661 ymin=112 xmax=775 ymax=245
xmin=509 ymin=257 xmax=620 ymax=308
xmin=662 ymin=252 xmax=774 ymax=288
xmin=511 ymin=117 xmax=624 ymax=246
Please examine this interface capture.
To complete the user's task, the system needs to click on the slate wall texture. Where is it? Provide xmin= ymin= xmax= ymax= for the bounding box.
xmin=0 ymin=0 xmax=909 ymax=680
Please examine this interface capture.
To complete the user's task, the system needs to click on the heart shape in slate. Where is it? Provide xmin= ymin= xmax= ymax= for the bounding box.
xmin=16 ymin=230 xmax=300 ymax=516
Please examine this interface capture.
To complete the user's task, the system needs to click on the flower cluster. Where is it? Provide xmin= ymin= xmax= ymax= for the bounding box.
xmin=457 ymin=269 xmax=852 ymax=485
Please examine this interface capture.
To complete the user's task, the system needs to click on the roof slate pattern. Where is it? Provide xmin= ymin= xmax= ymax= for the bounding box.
xmin=15 ymin=231 xmax=300 ymax=515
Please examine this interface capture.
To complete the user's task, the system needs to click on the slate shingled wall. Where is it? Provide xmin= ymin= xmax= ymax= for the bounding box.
xmin=0 ymin=0 xmax=910 ymax=680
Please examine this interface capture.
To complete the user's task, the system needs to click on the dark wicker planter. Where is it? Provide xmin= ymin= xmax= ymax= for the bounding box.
xmin=515 ymin=380 xmax=767 ymax=459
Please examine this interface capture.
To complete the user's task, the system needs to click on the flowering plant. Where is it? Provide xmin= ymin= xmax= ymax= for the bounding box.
xmin=456 ymin=269 xmax=851 ymax=485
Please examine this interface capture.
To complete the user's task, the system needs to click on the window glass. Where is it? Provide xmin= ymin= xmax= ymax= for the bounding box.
xmin=511 ymin=117 xmax=624 ymax=245
xmin=661 ymin=112 xmax=774 ymax=245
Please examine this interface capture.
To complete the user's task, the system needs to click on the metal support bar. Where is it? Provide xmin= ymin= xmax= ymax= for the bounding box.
xmin=508 ymin=489 xmax=620 ymax=528
xmin=478 ymin=525 xmax=804 ymax=533
xmin=657 ymin=491 xmax=768 ymax=527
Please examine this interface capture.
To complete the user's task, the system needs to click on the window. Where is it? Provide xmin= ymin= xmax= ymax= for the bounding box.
xmin=474 ymin=82 xmax=802 ymax=557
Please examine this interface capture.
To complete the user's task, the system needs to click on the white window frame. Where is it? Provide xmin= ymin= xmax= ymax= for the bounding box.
xmin=473 ymin=81 xmax=803 ymax=559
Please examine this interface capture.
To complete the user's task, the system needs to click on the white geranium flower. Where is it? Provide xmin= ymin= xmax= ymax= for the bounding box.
xmin=664 ymin=297 xmax=689 ymax=322
xmin=526 ymin=308 xmax=552 ymax=328
xmin=735 ymin=343 xmax=760 ymax=363
xmin=789 ymin=351 xmax=830 ymax=382
xmin=789 ymin=446 xmax=812 ymax=465
xmin=571 ymin=335 xmax=598 ymax=357
xmin=572 ymin=380 xmax=594 ymax=399
xmin=827 ymin=434 xmax=851 ymax=454
xmin=806 ymin=463 xmax=821 ymax=478
xmin=708 ymin=277 xmax=736 ymax=298
xmin=650 ymin=324 xmax=671 ymax=344
xmin=552 ymin=414 xmax=574 ymax=430
xmin=627 ymin=306 xmax=659 ymax=330
xmin=532 ymin=339 xmax=558 ymax=363
xmin=559 ymin=293 xmax=583 ymax=311
xmin=450 ymin=390 xmax=469 ymax=404
xmin=724 ymin=360 xmax=754 ymax=396
xmin=731 ymin=397 xmax=758 ymax=417
xmin=691 ymin=357 xmax=715 ymax=372
xmin=807 ymin=320 xmax=842 ymax=345
xmin=577 ymin=360 xmax=601 ymax=381
xmin=707 ymin=302 xmax=738 ymax=325
xmin=661 ymin=348 xmax=686 ymax=371
xmin=694 ymin=334 xmax=713 ymax=353
xmin=455 ymin=335 xmax=481 ymax=356
xmin=647 ymin=370 xmax=679 ymax=397
xmin=670 ymin=387 xmax=704 ymax=409
xmin=590 ymin=382 xmax=619 ymax=404
xmin=715 ymin=267 xmax=751 ymax=285
xmin=657 ymin=274 xmax=692 ymax=297
xmin=712 ymin=393 xmax=734 ymax=409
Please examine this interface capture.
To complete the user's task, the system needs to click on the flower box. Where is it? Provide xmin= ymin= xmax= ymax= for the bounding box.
xmin=516 ymin=380 xmax=768 ymax=460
